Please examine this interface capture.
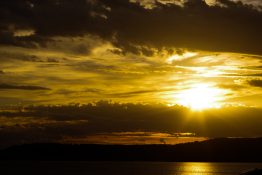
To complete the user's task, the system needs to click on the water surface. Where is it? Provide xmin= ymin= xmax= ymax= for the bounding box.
xmin=2 ymin=162 xmax=262 ymax=175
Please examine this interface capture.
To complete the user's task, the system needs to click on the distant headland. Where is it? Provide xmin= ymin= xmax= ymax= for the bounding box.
xmin=1 ymin=137 xmax=262 ymax=162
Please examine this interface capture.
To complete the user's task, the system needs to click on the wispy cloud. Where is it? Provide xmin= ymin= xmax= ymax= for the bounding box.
xmin=0 ymin=84 xmax=51 ymax=90
xmin=248 ymin=80 xmax=262 ymax=88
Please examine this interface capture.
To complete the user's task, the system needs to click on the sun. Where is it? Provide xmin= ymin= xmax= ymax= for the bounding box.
xmin=175 ymin=84 xmax=224 ymax=110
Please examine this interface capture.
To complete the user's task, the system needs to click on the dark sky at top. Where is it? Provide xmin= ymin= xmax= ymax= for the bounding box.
xmin=0 ymin=0 xmax=262 ymax=54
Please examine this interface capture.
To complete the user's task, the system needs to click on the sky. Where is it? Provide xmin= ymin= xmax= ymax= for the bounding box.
xmin=0 ymin=0 xmax=262 ymax=146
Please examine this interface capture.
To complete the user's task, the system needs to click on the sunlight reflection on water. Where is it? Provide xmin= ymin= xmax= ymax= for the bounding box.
xmin=173 ymin=162 xmax=218 ymax=175
xmin=2 ymin=162 xmax=262 ymax=175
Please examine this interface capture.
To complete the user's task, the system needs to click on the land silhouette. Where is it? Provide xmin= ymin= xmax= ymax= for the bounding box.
xmin=1 ymin=137 xmax=262 ymax=162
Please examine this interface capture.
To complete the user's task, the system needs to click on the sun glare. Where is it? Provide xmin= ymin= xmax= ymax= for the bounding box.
xmin=175 ymin=84 xmax=225 ymax=110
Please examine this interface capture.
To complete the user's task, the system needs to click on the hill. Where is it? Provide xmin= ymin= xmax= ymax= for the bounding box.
xmin=1 ymin=138 xmax=262 ymax=162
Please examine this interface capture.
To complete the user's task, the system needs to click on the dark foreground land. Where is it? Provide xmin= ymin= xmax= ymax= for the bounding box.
xmin=1 ymin=138 xmax=262 ymax=162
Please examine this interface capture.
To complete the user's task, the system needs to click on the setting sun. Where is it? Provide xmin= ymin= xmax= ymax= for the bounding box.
xmin=175 ymin=84 xmax=225 ymax=110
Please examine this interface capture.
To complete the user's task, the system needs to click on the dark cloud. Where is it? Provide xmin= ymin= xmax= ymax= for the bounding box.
xmin=0 ymin=0 xmax=261 ymax=54
xmin=247 ymin=74 xmax=262 ymax=77
xmin=0 ymin=97 xmax=36 ymax=106
xmin=248 ymin=79 xmax=262 ymax=88
xmin=217 ymin=83 xmax=245 ymax=90
xmin=0 ymin=51 xmax=63 ymax=63
xmin=0 ymin=103 xmax=262 ymax=147
xmin=0 ymin=70 xmax=4 ymax=74
xmin=0 ymin=83 xmax=51 ymax=90
xmin=104 ymin=0 xmax=262 ymax=54
xmin=222 ymin=73 xmax=262 ymax=77
xmin=0 ymin=0 xmax=108 ymax=44
xmin=108 ymin=89 xmax=174 ymax=97
xmin=0 ymin=30 xmax=53 ymax=48
xmin=55 ymin=88 xmax=103 ymax=95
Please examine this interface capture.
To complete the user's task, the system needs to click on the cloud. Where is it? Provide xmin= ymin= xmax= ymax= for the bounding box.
xmin=248 ymin=79 xmax=262 ymax=88
xmin=0 ymin=83 xmax=51 ymax=90
xmin=0 ymin=0 xmax=261 ymax=54
xmin=104 ymin=0 xmax=262 ymax=54
xmin=0 ymin=116 xmax=88 ymax=127
xmin=108 ymin=89 xmax=174 ymax=97
xmin=62 ymin=132 xmax=206 ymax=145
xmin=0 ymin=103 xmax=262 ymax=147
xmin=235 ymin=0 xmax=262 ymax=8
xmin=217 ymin=83 xmax=245 ymax=90
xmin=133 ymin=0 xmax=262 ymax=9
xmin=0 ymin=97 xmax=36 ymax=106
xmin=73 ymin=60 xmax=116 ymax=73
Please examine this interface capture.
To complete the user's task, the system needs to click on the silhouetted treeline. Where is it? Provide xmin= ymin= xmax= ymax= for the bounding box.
xmin=1 ymin=138 xmax=262 ymax=162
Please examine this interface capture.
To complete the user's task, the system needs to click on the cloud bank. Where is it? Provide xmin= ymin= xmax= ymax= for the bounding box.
xmin=0 ymin=102 xmax=262 ymax=147
xmin=0 ymin=0 xmax=262 ymax=54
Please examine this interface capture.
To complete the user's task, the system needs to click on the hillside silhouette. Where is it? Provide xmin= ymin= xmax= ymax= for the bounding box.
xmin=1 ymin=137 xmax=262 ymax=162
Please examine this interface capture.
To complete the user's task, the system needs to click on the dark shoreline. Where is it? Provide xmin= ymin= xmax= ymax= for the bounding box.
xmin=1 ymin=138 xmax=262 ymax=162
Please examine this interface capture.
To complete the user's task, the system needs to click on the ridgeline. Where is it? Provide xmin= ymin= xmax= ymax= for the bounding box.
xmin=1 ymin=138 xmax=262 ymax=162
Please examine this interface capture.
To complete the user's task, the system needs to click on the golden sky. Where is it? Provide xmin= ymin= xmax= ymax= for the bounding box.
xmin=0 ymin=42 xmax=261 ymax=108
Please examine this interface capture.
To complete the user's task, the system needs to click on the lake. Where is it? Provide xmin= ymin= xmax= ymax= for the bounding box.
xmin=1 ymin=162 xmax=262 ymax=175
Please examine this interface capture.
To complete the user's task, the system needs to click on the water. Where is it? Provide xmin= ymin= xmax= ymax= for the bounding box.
xmin=1 ymin=162 xmax=262 ymax=175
